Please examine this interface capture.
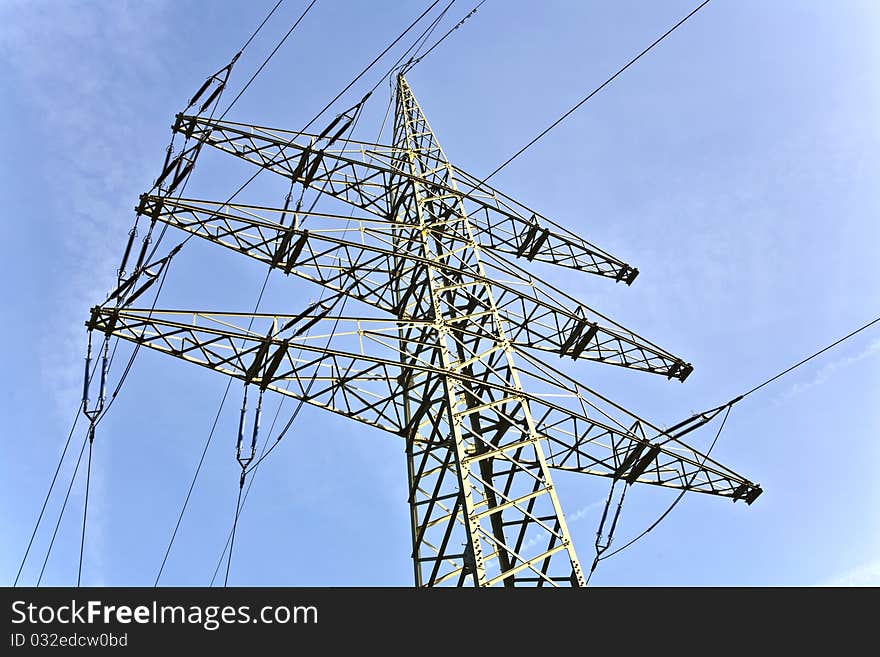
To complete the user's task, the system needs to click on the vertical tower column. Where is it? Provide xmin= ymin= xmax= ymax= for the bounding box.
xmin=391 ymin=74 xmax=585 ymax=586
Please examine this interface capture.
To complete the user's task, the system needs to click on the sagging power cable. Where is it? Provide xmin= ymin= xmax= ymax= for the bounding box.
xmin=737 ymin=314 xmax=880 ymax=401
xmin=13 ymin=414 xmax=81 ymax=587
xmin=38 ymin=434 xmax=90 ymax=587
xmin=153 ymin=376 xmax=234 ymax=585
xmin=586 ymin=312 xmax=880 ymax=582
xmin=155 ymin=254 xmax=277 ymax=586
xmin=214 ymin=99 xmax=371 ymax=586
xmin=13 ymin=350 xmax=101 ymax=587
xmin=586 ymin=403 xmax=732 ymax=585
xmin=207 ymin=91 xmax=397 ymax=584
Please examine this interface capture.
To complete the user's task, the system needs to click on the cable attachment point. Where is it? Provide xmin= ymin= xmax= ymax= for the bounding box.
xmin=185 ymin=55 xmax=239 ymax=114
xmin=80 ymin=331 xmax=109 ymax=475
xmin=105 ymin=246 xmax=179 ymax=309
xmin=81 ymin=332 xmax=109 ymax=423
xmin=313 ymin=95 xmax=366 ymax=152
xmin=236 ymin=386 xmax=262 ymax=470
xmin=117 ymin=225 xmax=140 ymax=284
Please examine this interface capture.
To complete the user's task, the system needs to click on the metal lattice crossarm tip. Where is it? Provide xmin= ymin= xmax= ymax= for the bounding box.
xmin=89 ymin=73 xmax=761 ymax=587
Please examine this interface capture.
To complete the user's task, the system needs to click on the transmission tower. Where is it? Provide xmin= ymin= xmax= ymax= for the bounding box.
xmin=87 ymin=72 xmax=761 ymax=587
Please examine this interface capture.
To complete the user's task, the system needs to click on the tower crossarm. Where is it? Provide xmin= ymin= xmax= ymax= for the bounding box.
xmin=139 ymin=195 xmax=692 ymax=380
xmin=174 ymin=115 xmax=638 ymax=282
xmin=447 ymin=162 xmax=640 ymax=283
xmin=85 ymin=306 xmax=758 ymax=501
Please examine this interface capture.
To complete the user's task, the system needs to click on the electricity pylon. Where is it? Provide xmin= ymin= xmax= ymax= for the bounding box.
xmin=88 ymin=73 xmax=761 ymax=587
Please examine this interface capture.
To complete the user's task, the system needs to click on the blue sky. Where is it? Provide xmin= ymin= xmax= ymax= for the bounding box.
xmin=2 ymin=0 xmax=878 ymax=587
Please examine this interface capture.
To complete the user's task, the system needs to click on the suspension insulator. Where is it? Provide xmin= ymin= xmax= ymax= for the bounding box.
xmin=187 ymin=76 xmax=214 ymax=110
xmin=82 ymin=340 xmax=92 ymax=410
xmin=250 ymin=392 xmax=263 ymax=454
xmin=117 ymin=227 xmax=138 ymax=280
xmin=98 ymin=342 xmax=109 ymax=407
xmin=236 ymin=386 xmax=249 ymax=457
xmin=132 ymin=224 xmax=154 ymax=275
xmin=199 ymin=83 xmax=224 ymax=114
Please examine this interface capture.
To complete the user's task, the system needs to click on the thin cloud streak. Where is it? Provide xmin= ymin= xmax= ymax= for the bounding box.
xmin=784 ymin=338 xmax=880 ymax=399
xmin=819 ymin=559 xmax=880 ymax=587
xmin=0 ymin=0 xmax=173 ymax=585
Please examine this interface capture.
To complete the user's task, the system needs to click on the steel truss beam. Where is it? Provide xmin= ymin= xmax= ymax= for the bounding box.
xmin=87 ymin=306 xmax=759 ymax=503
xmin=137 ymin=194 xmax=691 ymax=380
xmin=92 ymin=73 xmax=761 ymax=587
xmin=173 ymin=114 xmax=638 ymax=282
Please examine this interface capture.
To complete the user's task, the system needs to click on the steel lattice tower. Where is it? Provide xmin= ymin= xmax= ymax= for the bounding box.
xmin=88 ymin=73 xmax=761 ymax=587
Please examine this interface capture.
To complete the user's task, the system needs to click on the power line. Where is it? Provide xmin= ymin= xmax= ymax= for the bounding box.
xmin=208 ymin=369 xmax=296 ymax=584
xmin=153 ymin=378 xmax=233 ymax=586
xmin=13 ymin=412 xmax=81 ymax=586
xmin=210 ymin=102 xmax=370 ymax=586
xmin=303 ymin=0 xmax=440 ymax=129
xmin=206 ymin=380 xmax=290 ymax=586
xmin=219 ymin=0 xmax=319 ymax=119
xmin=76 ymin=427 xmax=95 ymax=587
xmin=223 ymin=478 xmax=246 ymax=586
xmin=588 ymin=311 xmax=880 ymax=577
xmin=240 ymin=0 xmax=286 ymax=54
xmin=406 ymin=0 xmax=456 ymax=66
xmin=594 ymin=404 xmax=732 ymax=568
xmin=37 ymin=434 xmax=90 ymax=587
xmin=15 ymin=346 xmax=106 ymax=586
xmin=737 ymin=314 xmax=880 ymax=401
xmin=155 ymin=260 xmax=276 ymax=586
xmin=480 ymin=0 xmax=711 ymax=185
xmin=373 ymin=1 xmax=456 ymax=89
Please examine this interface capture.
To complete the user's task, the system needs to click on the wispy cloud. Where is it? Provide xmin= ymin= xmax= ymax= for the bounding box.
xmin=819 ymin=559 xmax=880 ymax=587
xmin=518 ymin=498 xmax=605 ymax=553
xmin=1 ymin=0 xmax=173 ymax=418
xmin=566 ymin=498 xmax=606 ymax=523
xmin=0 ymin=0 xmax=173 ymax=585
xmin=784 ymin=338 xmax=880 ymax=399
